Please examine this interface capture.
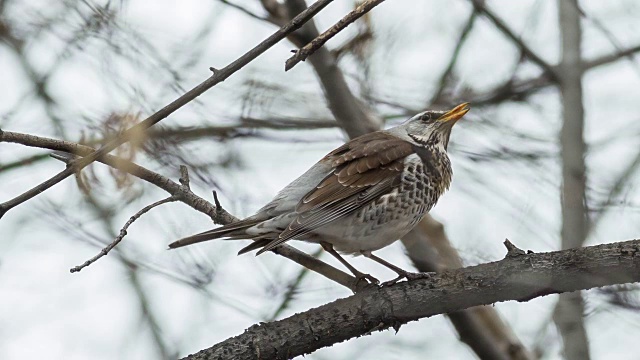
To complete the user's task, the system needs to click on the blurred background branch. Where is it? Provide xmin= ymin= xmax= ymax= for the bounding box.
xmin=1 ymin=0 xmax=640 ymax=359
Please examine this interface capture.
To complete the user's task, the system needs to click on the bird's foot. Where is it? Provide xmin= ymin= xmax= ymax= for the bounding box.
xmin=354 ymin=271 xmax=380 ymax=287
xmin=381 ymin=271 xmax=431 ymax=287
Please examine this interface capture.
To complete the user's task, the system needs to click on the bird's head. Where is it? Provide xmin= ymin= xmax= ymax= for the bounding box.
xmin=404 ymin=103 xmax=469 ymax=150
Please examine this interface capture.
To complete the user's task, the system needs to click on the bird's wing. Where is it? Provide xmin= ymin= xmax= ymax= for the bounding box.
xmin=256 ymin=132 xmax=413 ymax=254
xmin=253 ymin=159 xmax=333 ymax=218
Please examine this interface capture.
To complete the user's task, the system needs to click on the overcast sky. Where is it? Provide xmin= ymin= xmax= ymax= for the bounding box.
xmin=1 ymin=1 xmax=640 ymax=359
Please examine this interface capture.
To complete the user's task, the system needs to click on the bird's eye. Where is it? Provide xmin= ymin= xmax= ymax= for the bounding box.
xmin=421 ymin=113 xmax=431 ymax=121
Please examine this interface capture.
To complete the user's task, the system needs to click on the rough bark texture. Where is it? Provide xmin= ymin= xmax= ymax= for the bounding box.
xmin=181 ymin=239 xmax=640 ymax=360
xmin=403 ymin=219 xmax=532 ymax=360
xmin=555 ymin=1 xmax=590 ymax=359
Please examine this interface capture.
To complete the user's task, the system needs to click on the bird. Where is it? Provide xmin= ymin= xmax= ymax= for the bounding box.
xmin=169 ymin=103 xmax=469 ymax=285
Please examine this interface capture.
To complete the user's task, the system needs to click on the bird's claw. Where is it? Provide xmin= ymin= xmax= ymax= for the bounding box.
xmin=381 ymin=271 xmax=431 ymax=287
xmin=354 ymin=271 xmax=380 ymax=286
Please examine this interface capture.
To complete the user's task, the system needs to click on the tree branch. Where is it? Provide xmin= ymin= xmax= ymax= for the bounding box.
xmin=70 ymin=195 xmax=177 ymax=273
xmin=469 ymin=0 xmax=557 ymax=79
xmin=429 ymin=10 xmax=478 ymax=105
xmin=0 ymin=0 xmax=335 ymax=219
xmin=285 ymin=0 xmax=387 ymax=71
xmin=0 ymin=130 xmax=360 ymax=290
xmin=402 ymin=213 xmax=534 ymax=360
xmin=184 ymin=239 xmax=640 ymax=359
xmin=467 ymin=43 xmax=640 ymax=107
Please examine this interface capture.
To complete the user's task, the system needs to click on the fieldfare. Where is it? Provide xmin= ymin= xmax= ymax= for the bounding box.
xmin=170 ymin=103 xmax=469 ymax=284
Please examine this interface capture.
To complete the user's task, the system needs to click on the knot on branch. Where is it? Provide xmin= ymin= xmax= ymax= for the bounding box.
xmin=503 ymin=239 xmax=527 ymax=258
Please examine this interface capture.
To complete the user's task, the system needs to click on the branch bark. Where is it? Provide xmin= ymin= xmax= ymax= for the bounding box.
xmin=181 ymin=239 xmax=640 ymax=360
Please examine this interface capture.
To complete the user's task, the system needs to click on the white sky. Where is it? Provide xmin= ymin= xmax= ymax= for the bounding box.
xmin=1 ymin=0 xmax=640 ymax=359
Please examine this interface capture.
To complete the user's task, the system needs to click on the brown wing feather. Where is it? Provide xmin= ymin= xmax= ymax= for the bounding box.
xmin=300 ymin=132 xmax=412 ymax=211
xmin=255 ymin=132 xmax=413 ymax=254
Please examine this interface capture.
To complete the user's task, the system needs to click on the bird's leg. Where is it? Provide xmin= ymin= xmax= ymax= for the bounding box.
xmin=361 ymin=251 xmax=431 ymax=286
xmin=320 ymin=242 xmax=379 ymax=285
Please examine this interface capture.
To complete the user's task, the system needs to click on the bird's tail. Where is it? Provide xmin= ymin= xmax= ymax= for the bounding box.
xmin=168 ymin=218 xmax=262 ymax=249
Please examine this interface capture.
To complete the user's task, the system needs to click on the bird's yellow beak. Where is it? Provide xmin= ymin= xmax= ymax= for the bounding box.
xmin=437 ymin=102 xmax=470 ymax=123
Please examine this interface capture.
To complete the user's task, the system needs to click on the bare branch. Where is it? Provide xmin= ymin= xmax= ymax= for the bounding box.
xmin=216 ymin=0 xmax=269 ymax=22
xmin=70 ymin=196 xmax=177 ymax=273
xmin=285 ymin=0 xmax=387 ymax=71
xmin=469 ymin=0 xmax=557 ymax=79
xmin=275 ymin=0 xmax=382 ymax=138
xmin=590 ymin=148 xmax=640 ymax=231
xmin=0 ymin=130 xmax=359 ymax=290
xmin=402 ymin=216 xmax=534 ymax=360
xmin=582 ymin=44 xmax=640 ymax=70
xmin=0 ymin=0 xmax=335 ymax=219
xmin=429 ymin=10 xmax=478 ymax=105
xmin=185 ymin=239 xmax=640 ymax=359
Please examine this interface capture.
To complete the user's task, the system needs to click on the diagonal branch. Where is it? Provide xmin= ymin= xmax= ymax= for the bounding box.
xmin=285 ymin=0 xmax=387 ymax=71
xmin=469 ymin=0 xmax=557 ymax=79
xmin=449 ymin=43 xmax=640 ymax=108
xmin=582 ymin=44 xmax=640 ymax=70
xmin=590 ymin=147 xmax=640 ymax=231
xmin=0 ymin=0 xmax=335 ymax=219
xmin=186 ymin=239 xmax=640 ymax=359
xmin=215 ymin=0 xmax=270 ymax=22
xmin=0 ymin=130 xmax=360 ymax=291
xmin=70 ymin=195 xmax=178 ymax=273
xmin=429 ymin=10 xmax=478 ymax=105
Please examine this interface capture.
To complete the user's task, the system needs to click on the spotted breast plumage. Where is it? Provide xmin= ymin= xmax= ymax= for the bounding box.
xmin=169 ymin=103 xmax=469 ymax=284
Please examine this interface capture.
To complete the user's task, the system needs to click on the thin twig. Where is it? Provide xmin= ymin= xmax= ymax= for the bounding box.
xmin=69 ymin=165 xmax=193 ymax=272
xmin=285 ymin=0 xmax=386 ymax=71
xmin=582 ymin=44 xmax=640 ymax=70
xmin=212 ymin=190 xmax=222 ymax=209
xmin=216 ymin=0 xmax=270 ymax=22
xmin=469 ymin=0 xmax=557 ymax=79
xmin=576 ymin=4 xmax=640 ymax=77
xmin=0 ymin=0 xmax=334 ymax=219
xmin=441 ymin=42 xmax=640 ymax=108
xmin=0 ymin=153 xmax=49 ymax=173
xmin=1 ymin=130 xmax=357 ymax=290
xmin=70 ymin=196 xmax=177 ymax=273
xmin=590 ymin=147 xmax=640 ymax=232
xmin=429 ymin=10 xmax=478 ymax=105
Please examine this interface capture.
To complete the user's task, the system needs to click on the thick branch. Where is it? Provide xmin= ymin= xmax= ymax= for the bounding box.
xmin=402 ymin=213 xmax=533 ymax=360
xmin=183 ymin=239 xmax=640 ymax=360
